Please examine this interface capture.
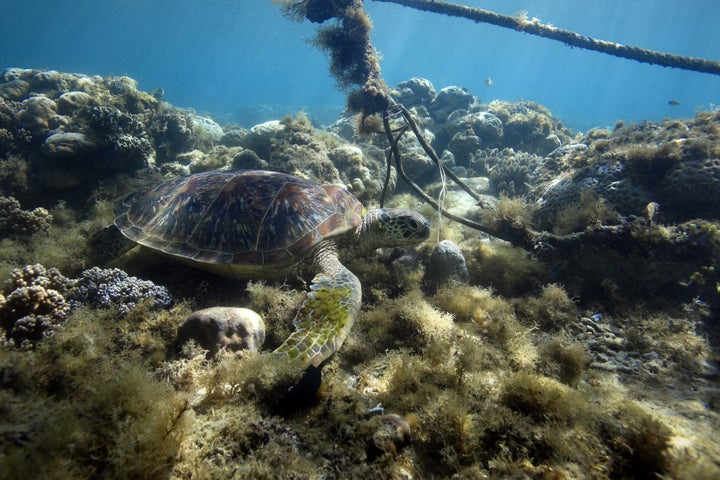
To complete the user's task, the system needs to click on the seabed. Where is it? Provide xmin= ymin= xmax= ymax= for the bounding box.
xmin=0 ymin=69 xmax=719 ymax=479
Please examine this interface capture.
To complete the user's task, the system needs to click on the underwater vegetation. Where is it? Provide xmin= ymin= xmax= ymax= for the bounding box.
xmin=0 ymin=263 xmax=171 ymax=349
xmin=0 ymin=195 xmax=52 ymax=238
xmin=0 ymin=68 xmax=719 ymax=479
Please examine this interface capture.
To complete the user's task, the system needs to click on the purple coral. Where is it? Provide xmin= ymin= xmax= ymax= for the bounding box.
xmin=0 ymin=196 xmax=53 ymax=239
xmin=4 ymin=263 xmax=71 ymax=292
xmin=0 ymin=97 xmax=32 ymax=157
xmin=102 ymin=133 xmax=153 ymax=172
xmin=0 ymin=264 xmax=72 ymax=347
xmin=67 ymin=267 xmax=172 ymax=314
xmin=0 ymin=264 xmax=172 ymax=347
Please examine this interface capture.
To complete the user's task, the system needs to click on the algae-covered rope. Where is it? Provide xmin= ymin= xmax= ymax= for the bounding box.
xmin=274 ymin=0 xmax=490 ymax=230
xmin=397 ymin=104 xmax=483 ymax=204
xmin=381 ymin=107 xmax=489 ymax=232
xmin=272 ymin=0 xmax=602 ymax=241
xmin=372 ymin=0 xmax=720 ymax=76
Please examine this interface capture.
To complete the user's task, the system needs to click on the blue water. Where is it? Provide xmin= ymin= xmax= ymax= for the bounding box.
xmin=1 ymin=0 xmax=718 ymax=131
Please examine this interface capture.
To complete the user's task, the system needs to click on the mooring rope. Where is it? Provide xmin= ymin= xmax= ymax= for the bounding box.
xmin=372 ymin=0 xmax=720 ymax=76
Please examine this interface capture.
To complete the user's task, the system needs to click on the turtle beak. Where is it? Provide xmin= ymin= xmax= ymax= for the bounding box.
xmin=403 ymin=216 xmax=431 ymax=242
xmin=416 ymin=219 xmax=431 ymax=240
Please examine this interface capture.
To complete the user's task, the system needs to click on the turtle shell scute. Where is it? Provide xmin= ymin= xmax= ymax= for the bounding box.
xmin=114 ymin=170 xmax=364 ymax=268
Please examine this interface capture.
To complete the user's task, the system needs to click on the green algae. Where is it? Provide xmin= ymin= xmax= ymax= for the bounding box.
xmin=514 ymin=283 xmax=579 ymax=331
xmin=0 ymin=305 xmax=191 ymax=480
xmin=553 ymin=189 xmax=622 ymax=235
xmin=538 ymin=338 xmax=588 ymax=387
xmin=2 ymin=227 xmax=719 ymax=479
xmin=465 ymin=238 xmax=548 ymax=297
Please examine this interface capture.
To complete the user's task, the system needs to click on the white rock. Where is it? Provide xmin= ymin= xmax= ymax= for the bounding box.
xmin=193 ymin=115 xmax=224 ymax=141
xmin=177 ymin=306 xmax=266 ymax=357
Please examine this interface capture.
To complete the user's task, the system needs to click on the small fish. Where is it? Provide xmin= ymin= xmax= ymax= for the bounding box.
xmin=367 ymin=403 xmax=384 ymax=415
xmin=485 ymin=76 xmax=494 ymax=87
xmin=151 ymin=87 xmax=164 ymax=100
xmin=668 ymin=99 xmax=681 ymax=106
xmin=646 ymin=201 xmax=660 ymax=224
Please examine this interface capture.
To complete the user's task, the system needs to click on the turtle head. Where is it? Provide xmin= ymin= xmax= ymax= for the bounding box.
xmin=359 ymin=208 xmax=431 ymax=251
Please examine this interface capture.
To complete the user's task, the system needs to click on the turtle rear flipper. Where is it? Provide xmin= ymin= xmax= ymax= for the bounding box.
xmin=273 ymin=251 xmax=361 ymax=367
xmin=87 ymin=225 xmax=136 ymax=266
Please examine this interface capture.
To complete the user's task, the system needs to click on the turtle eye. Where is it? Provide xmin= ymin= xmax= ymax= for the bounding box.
xmin=407 ymin=218 xmax=419 ymax=230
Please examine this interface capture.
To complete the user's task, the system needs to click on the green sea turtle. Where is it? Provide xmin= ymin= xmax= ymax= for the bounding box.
xmin=113 ymin=169 xmax=430 ymax=367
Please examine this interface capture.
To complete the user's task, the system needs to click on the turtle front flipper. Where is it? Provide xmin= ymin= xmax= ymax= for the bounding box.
xmin=273 ymin=250 xmax=361 ymax=368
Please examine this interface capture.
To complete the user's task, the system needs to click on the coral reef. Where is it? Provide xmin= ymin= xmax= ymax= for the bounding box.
xmin=0 ymin=196 xmax=52 ymax=238
xmin=442 ymin=110 xmax=505 ymax=165
xmin=221 ymin=112 xmax=390 ymax=197
xmin=0 ymin=263 xmax=175 ymax=348
xmin=1 ymin=66 xmax=719 ymax=479
xmin=149 ymin=103 xmax=196 ymax=164
xmin=0 ymin=264 xmax=71 ymax=347
xmin=486 ymin=100 xmax=569 ymax=154
xmin=0 ymin=97 xmax=32 ymax=159
xmin=257 ymin=113 xmax=343 ymax=183
xmin=67 ymin=267 xmax=172 ymax=314
xmin=487 ymin=148 xmax=543 ymax=197
xmin=532 ymin=111 xmax=720 ymax=223
xmin=427 ymin=86 xmax=475 ymax=123
xmin=383 ymin=78 xmax=574 ymax=165
xmin=389 ymin=77 xmax=436 ymax=107
xmin=0 ymin=68 xmax=218 ymax=201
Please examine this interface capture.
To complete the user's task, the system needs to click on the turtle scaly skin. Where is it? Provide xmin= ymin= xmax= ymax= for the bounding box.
xmin=274 ymin=247 xmax=361 ymax=366
xmin=275 ymin=207 xmax=429 ymax=366
xmin=113 ymin=170 xmax=430 ymax=367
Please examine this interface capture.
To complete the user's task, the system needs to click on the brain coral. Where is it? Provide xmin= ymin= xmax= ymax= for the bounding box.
xmin=659 ymin=156 xmax=720 ymax=210
xmin=531 ymin=114 xmax=720 ymax=224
